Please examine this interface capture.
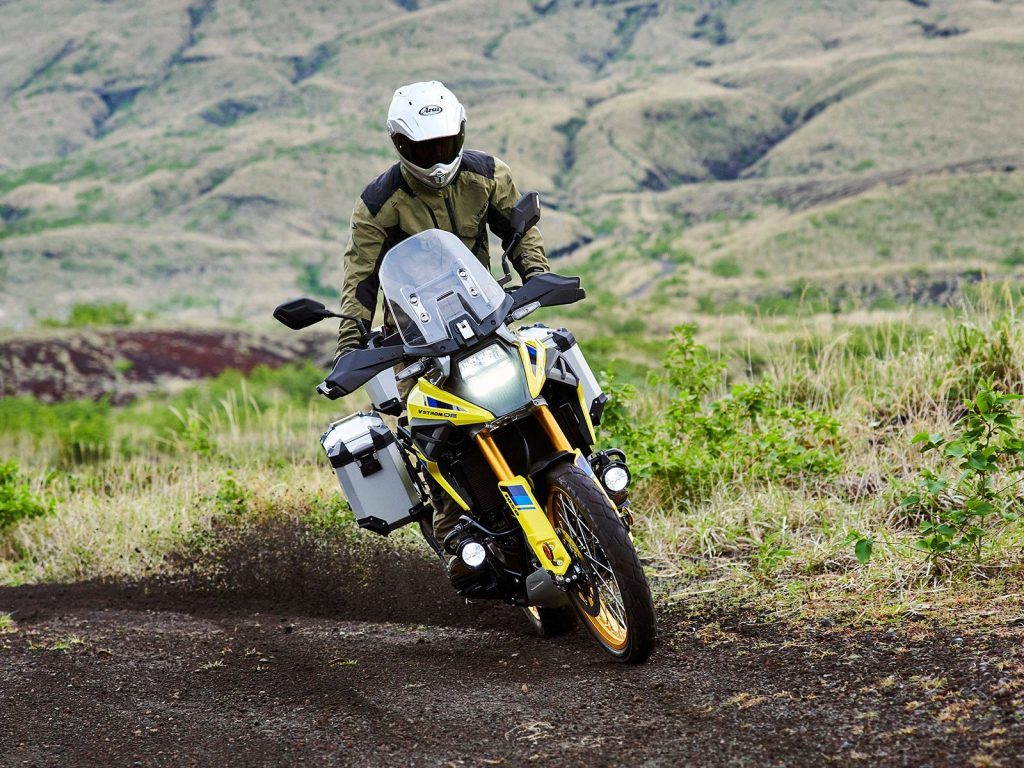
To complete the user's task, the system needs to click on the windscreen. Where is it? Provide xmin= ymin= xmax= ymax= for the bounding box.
xmin=379 ymin=229 xmax=507 ymax=346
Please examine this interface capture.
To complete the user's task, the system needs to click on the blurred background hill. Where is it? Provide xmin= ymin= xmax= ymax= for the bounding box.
xmin=1 ymin=0 xmax=1022 ymax=333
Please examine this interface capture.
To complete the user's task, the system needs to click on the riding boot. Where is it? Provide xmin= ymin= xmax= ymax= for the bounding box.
xmin=425 ymin=474 xmax=464 ymax=555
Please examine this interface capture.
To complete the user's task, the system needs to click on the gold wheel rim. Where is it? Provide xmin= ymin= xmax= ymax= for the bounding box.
xmin=547 ymin=487 xmax=629 ymax=652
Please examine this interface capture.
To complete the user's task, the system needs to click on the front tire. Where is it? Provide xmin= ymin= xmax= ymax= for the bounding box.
xmin=545 ymin=464 xmax=656 ymax=663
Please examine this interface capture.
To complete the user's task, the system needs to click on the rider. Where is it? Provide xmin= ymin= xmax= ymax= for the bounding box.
xmin=335 ymin=80 xmax=550 ymax=580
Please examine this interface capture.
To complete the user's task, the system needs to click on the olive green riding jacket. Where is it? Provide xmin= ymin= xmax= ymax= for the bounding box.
xmin=335 ymin=150 xmax=549 ymax=357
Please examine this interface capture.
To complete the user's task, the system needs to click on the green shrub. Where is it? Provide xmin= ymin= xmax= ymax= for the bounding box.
xmin=1003 ymin=248 xmax=1024 ymax=267
xmin=0 ymin=460 xmax=51 ymax=529
xmin=165 ymin=408 xmax=217 ymax=456
xmin=944 ymin=313 xmax=1023 ymax=400
xmin=304 ymin=492 xmax=355 ymax=535
xmin=710 ymin=257 xmax=742 ymax=278
xmin=611 ymin=317 xmax=647 ymax=335
xmin=601 ymin=325 xmax=842 ymax=500
xmin=0 ymin=397 xmax=56 ymax=435
xmin=213 ymin=471 xmax=249 ymax=518
xmin=45 ymin=302 xmax=134 ymax=327
xmin=851 ymin=380 xmax=1024 ymax=572
xmin=0 ymin=397 xmax=111 ymax=464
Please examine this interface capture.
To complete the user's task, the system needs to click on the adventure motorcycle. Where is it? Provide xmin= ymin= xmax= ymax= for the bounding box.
xmin=274 ymin=193 xmax=655 ymax=663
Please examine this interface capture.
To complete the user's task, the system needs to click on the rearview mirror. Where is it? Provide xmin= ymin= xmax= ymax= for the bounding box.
xmin=273 ymin=297 xmax=333 ymax=330
xmin=509 ymin=191 xmax=541 ymax=237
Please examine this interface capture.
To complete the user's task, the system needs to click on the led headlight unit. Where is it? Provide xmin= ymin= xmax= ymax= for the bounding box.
xmin=601 ymin=464 xmax=630 ymax=493
xmin=460 ymin=540 xmax=487 ymax=569
xmin=456 ymin=343 xmax=519 ymax=399
xmin=457 ymin=343 xmax=508 ymax=378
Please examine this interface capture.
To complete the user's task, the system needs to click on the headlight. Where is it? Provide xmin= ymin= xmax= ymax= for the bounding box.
xmin=602 ymin=464 xmax=630 ymax=493
xmin=457 ymin=343 xmax=508 ymax=378
xmin=460 ymin=541 xmax=487 ymax=568
xmin=457 ymin=344 xmax=518 ymax=395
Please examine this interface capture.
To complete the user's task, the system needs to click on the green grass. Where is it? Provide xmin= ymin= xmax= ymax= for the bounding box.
xmin=3 ymin=297 xmax=1024 ymax=626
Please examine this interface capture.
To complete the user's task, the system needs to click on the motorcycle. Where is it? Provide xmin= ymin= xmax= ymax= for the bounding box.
xmin=273 ymin=193 xmax=655 ymax=663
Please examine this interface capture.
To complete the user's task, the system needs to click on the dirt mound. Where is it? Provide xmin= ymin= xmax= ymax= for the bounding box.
xmin=0 ymin=326 xmax=333 ymax=404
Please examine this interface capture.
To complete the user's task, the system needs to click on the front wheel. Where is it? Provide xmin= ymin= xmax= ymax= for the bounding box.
xmin=545 ymin=464 xmax=656 ymax=663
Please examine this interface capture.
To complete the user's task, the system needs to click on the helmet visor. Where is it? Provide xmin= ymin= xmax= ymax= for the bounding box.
xmin=393 ymin=123 xmax=465 ymax=168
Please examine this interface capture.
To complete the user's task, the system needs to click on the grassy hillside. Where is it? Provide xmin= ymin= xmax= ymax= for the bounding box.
xmin=1 ymin=0 xmax=1022 ymax=327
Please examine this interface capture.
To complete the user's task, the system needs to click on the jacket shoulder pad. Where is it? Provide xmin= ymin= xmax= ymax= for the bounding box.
xmin=360 ymin=163 xmax=412 ymax=217
xmin=460 ymin=150 xmax=496 ymax=180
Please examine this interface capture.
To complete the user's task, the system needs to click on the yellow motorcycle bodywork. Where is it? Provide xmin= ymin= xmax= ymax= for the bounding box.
xmin=406 ymin=333 xmax=584 ymax=576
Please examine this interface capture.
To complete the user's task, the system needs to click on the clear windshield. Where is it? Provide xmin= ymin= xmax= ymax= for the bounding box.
xmin=379 ymin=229 xmax=507 ymax=346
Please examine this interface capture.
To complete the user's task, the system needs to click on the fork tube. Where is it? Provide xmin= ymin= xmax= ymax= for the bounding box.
xmin=475 ymin=431 xmax=513 ymax=481
xmin=535 ymin=405 xmax=573 ymax=452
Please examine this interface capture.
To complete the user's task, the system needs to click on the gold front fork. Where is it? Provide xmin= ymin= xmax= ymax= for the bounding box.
xmin=473 ymin=405 xmax=573 ymax=481
xmin=534 ymin=404 xmax=572 ymax=453
xmin=472 ymin=412 xmax=575 ymax=576
xmin=474 ymin=430 xmax=513 ymax=480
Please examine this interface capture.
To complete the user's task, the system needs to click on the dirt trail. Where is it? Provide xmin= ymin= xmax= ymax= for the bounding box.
xmin=2 ymin=533 xmax=1024 ymax=767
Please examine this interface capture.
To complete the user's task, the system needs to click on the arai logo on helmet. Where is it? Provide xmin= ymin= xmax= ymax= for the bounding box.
xmin=418 ymin=105 xmax=443 ymax=116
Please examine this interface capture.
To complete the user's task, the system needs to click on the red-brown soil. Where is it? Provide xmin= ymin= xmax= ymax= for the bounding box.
xmin=2 ymin=522 xmax=1023 ymax=767
xmin=0 ymin=327 xmax=334 ymax=404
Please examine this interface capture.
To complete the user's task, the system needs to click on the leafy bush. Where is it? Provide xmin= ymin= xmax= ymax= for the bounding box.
xmin=0 ymin=397 xmax=111 ymax=465
xmin=710 ymin=257 xmax=742 ymax=278
xmin=601 ymin=325 xmax=842 ymax=499
xmin=165 ymin=408 xmax=218 ymax=457
xmin=0 ymin=460 xmax=51 ymax=529
xmin=945 ymin=313 xmax=1023 ymax=400
xmin=213 ymin=471 xmax=249 ymax=518
xmin=852 ymin=380 xmax=1024 ymax=572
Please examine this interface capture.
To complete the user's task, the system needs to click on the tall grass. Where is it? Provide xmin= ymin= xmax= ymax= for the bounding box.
xmin=0 ymin=363 xmax=358 ymax=584
xmin=612 ymin=286 xmax=1024 ymax=620
xmin=4 ymin=296 xmax=1024 ymax=622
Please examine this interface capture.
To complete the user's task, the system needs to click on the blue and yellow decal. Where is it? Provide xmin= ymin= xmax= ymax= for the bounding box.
xmin=498 ymin=477 xmax=571 ymax=576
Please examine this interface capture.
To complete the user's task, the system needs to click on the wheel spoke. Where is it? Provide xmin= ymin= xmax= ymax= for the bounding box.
xmin=549 ymin=487 xmax=627 ymax=636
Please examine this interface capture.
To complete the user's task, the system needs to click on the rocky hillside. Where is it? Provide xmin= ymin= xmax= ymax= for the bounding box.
xmin=0 ymin=326 xmax=332 ymax=403
xmin=1 ymin=0 xmax=1023 ymax=328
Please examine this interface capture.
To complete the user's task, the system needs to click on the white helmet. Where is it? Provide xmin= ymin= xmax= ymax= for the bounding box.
xmin=386 ymin=81 xmax=466 ymax=189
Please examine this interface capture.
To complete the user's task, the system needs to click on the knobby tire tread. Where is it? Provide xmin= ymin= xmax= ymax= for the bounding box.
xmin=547 ymin=464 xmax=656 ymax=663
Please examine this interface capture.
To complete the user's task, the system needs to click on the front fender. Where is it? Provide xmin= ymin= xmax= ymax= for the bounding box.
xmin=527 ymin=450 xmax=575 ymax=503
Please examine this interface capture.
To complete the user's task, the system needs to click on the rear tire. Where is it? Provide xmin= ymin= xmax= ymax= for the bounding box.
xmin=522 ymin=605 xmax=576 ymax=636
xmin=545 ymin=464 xmax=656 ymax=663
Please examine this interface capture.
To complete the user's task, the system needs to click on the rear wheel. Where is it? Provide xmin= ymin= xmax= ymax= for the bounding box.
xmin=545 ymin=464 xmax=656 ymax=663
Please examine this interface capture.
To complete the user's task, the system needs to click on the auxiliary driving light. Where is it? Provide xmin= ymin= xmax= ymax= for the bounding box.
xmin=601 ymin=464 xmax=631 ymax=494
xmin=460 ymin=541 xmax=487 ymax=569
